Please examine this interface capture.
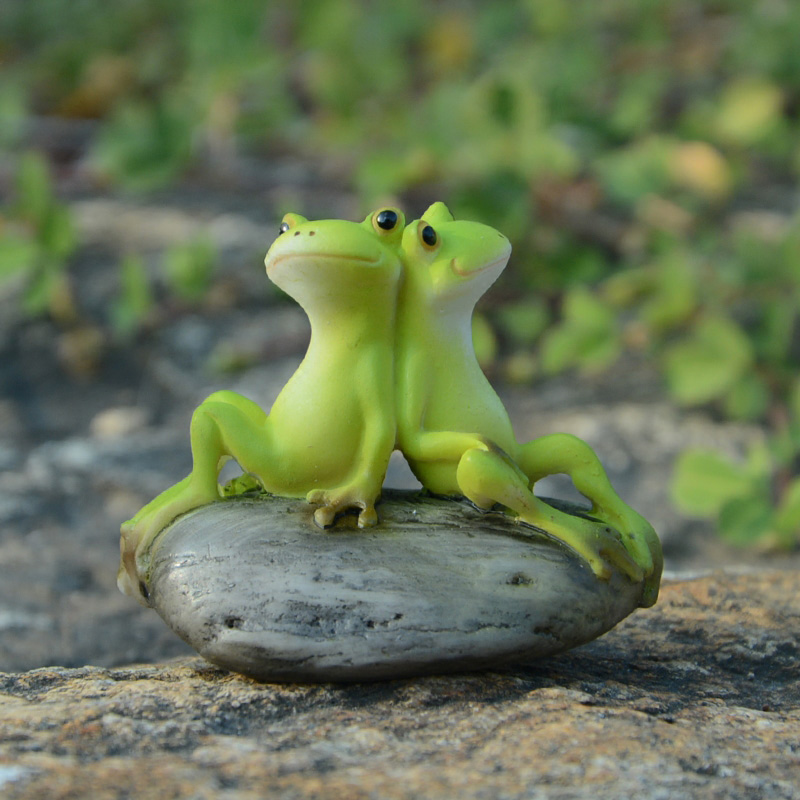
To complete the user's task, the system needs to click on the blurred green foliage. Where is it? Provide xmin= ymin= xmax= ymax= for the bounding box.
xmin=3 ymin=0 xmax=800 ymax=545
xmin=0 ymin=152 xmax=77 ymax=318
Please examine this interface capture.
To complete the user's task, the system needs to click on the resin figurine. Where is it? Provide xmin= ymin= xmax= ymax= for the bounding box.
xmin=118 ymin=207 xmax=405 ymax=599
xmin=395 ymin=203 xmax=661 ymax=606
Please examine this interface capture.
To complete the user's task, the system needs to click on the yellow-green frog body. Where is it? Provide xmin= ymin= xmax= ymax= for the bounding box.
xmin=396 ymin=203 xmax=662 ymax=606
xmin=118 ymin=208 xmax=405 ymax=600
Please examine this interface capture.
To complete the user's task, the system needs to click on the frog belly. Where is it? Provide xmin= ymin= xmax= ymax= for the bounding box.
xmin=254 ymin=392 xmax=365 ymax=496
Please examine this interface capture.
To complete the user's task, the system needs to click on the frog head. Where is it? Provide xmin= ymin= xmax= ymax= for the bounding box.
xmin=264 ymin=208 xmax=405 ymax=313
xmin=400 ymin=202 xmax=511 ymax=310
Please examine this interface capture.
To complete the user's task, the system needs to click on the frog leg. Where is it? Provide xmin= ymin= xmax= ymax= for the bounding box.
xmin=307 ymin=346 xmax=395 ymax=529
xmin=119 ymin=391 xmax=270 ymax=600
xmin=202 ymin=391 xmax=269 ymax=496
xmin=455 ymin=446 xmax=644 ymax=584
xmin=516 ymin=433 xmax=662 ymax=606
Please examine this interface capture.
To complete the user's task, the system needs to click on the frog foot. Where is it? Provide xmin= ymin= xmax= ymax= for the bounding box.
xmin=118 ymin=515 xmax=163 ymax=606
xmin=118 ymin=483 xmax=219 ymax=603
xmin=520 ymin=505 xmax=644 ymax=585
xmin=307 ymin=487 xmax=379 ymax=529
xmin=589 ymin=503 xmax=663 ymax=607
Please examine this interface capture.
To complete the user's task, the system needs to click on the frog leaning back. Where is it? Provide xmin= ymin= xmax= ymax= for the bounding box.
xmin=118 ymin=203 xmax=662 ymax=609
xmin=395 ymin=203 xmax=662 ymax=606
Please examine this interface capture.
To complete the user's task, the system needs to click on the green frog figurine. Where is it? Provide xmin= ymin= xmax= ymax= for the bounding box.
xmin=118 ymin=202 xmax=662 ymax=609
xmin=395 ymin=203 xmax=662 ymax=606
xmin=118 ymin=207 xmax=405 ymax=600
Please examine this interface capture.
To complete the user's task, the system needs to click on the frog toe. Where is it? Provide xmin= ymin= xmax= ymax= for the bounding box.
xmin=357 ymin=505 xmax=378 ymax=528
xmin=313 ymin=505 xmax=337 ymax=528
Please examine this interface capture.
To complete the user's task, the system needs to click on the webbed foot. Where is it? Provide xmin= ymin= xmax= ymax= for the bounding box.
xmin=529 ymin=509 xmax=645 ymax=585
xmin=117 ymin=479 xmax=219 ymax=604
xmin=307 ymin=486 xmax=379 ymax=529
xmin=585 ymin=503 xmax=662 ymax=607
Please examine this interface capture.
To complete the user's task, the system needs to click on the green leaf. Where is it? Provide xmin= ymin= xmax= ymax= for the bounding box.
xmin=111 ymin=254 xmax=154 ymax=337
xmin=723 ymin=373 xmax=770 ymax=421
xmin=94 ymin=100 xmax=193 ymax=191
xmin=715 ymin=79 xmax=783 ymax=146
xmin=790 ymin=378 xmax=800 ymax=423
xmin=773 ymin=477 xmax=800 ymax=547
xmin=663 ymin=315 xmax=753 ymax=406
xmin=594 ymin=136 xmax=672 ymax=207
xmin=15 ymin=151 xmax=54 ymax=226
xmin=718 ymin=494 xmax=774 ymax=546
xmin=540 ymin=288 xmax=620 ymax=374
xmin=641 ymin=252 xmax=697 ymax=332
xmin=496 ymin=299 xmax=549 ymax=345
xmin=163 ymin=237 xmax=216 ymax=302
xmin=0 ymin=233 xmax=38 ymax=285
xmin=757 ymin=298 xmax=795 ymax=365
xmin=22 ymin=268 xmax=58 ymax=316
xmin=671 ymin=449 xmax=755 ymax=517
xmin=602 ymin=267 xmax=652 ymax=308
xmin=0 ymin=83 xmax=26 ymax=149
xmin=39 ymin=205 xmax=77 ymax=261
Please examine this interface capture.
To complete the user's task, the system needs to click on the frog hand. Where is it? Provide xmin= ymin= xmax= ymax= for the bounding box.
xmin=306 ymin=484 xmax=380 ymax=529
xmin=591 ymin=505 xmax=663 ymax=607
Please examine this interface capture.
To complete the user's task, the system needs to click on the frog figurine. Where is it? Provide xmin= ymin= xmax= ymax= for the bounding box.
xmin=118 ymin=207 xmax=405 ymax=601
xmin=395 ymin=202 xmax=662 ymax=606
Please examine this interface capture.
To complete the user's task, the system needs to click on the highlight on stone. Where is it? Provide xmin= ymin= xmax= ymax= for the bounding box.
xmin=117 ymin=204 xmax=663 ymax=682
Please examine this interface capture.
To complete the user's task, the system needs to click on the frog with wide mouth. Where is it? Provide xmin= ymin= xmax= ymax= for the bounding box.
xmin=118 ymin=208 xmax=405 ymax=601
xmin=395 ymin=202 xmax=662 ymax=606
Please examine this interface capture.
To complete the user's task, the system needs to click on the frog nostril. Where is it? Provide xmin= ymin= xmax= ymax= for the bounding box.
xmin=308 ymin=231 xmax=316 ymax=236
xmin=294 ymin=231 xmax=301 ymax=236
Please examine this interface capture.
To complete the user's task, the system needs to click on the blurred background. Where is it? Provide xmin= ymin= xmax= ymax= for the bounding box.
xmin=1 ymin=0 xmax=799 ymax=671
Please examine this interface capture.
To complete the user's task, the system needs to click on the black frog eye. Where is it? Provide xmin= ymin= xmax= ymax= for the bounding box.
xmin=420 ymin=224 xmax=438 ymax=248
xmin=279 ymin=221 xmax=291 ymax=235
xmin=375 ymin=209 xmax=398 ymax=231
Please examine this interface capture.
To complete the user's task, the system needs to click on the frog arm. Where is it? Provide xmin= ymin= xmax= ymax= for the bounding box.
xmin=307 ymin=343 xmax=396 ymax=528
xmin=397 ymin=346 xmax=496 ymax=464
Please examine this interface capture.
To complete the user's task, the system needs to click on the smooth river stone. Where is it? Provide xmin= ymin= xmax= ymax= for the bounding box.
xmin=142 ymin=490 xmax=647 ymax=682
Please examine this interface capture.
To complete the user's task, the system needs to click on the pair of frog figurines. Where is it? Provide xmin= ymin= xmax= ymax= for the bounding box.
xmin=118 ymin=203 xmax=662 ymax=607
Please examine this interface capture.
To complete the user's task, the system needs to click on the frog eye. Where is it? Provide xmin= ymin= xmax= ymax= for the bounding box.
xmin=279 ymin=221 xmax=291 ymax=235
xmin=374 ymin=209 xmax=399 ymax=232
xmin=419 ymin=223 xmax=438 ymax=250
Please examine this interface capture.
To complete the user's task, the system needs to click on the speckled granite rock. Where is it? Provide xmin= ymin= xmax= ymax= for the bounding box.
xmin=1 ymin=571 xmax=798 ymax=800
xmin=140 ymin=491 xmax=650 ymax=682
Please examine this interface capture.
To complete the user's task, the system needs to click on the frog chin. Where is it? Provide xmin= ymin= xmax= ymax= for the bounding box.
xmin=266 ymin=252 xmax=390 ymax=307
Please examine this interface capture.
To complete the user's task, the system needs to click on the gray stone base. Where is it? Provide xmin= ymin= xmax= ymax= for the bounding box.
xmin=142 ymin=491 xmax=646 ymax=682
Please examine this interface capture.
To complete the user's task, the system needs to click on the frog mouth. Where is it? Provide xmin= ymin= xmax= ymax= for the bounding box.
xmin=450 ymin=255 xmax=508 ymax=278
xmin=266 ymin=252 xmax=382 ymax=275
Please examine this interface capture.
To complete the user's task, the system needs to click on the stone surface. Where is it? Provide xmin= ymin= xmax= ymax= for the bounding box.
xmin=0 ymin=571 xmax=798 ymax=799
xmin=142 ymin=492 xmax=647 ymax=682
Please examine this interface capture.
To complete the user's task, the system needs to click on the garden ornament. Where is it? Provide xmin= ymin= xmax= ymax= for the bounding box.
xmin=117 ymin=204 xmax=663 ymax=682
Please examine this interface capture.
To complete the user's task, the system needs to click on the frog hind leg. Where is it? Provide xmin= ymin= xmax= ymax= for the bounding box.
xmin=516 ymin=433 xmax=662 ymax=606
xmin=118 ymin=391 xmax=271 ymax=600
xmin=455 ymin=447 xmax=643 ymax=584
